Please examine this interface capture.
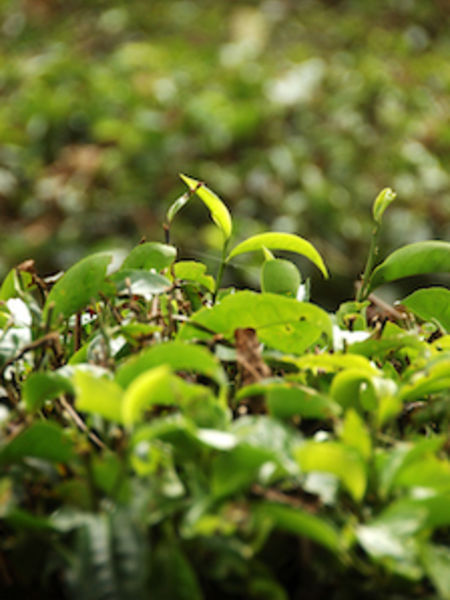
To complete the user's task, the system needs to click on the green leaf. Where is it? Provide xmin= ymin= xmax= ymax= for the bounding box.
xmin=295 ymin=441 xmax=367 ymax=501
xmin=340 ymin=409 xmax=371 ymax=461
xmin=166 ymin=192 xmax=191 ymax=224
xmin=149 ymin=541 xmax=203 ymax=600
xmin=116 ymin=341 xmax=227 ymax=389
xmin=227 ymin=232 xmax=328 ymax=278
xmin=43 ymin=252 xmax=112 ymax=325
xmin=258 ymin=502 xmax=341 ymax=553
xmin=237 ymin=381 xmax=341 ymax=419
xmin=23 ymin=371 xmax=74 ymax=412
xmin=356 ymin=504 xmax=425 ymax=580
xmin=399 ymin=356 xmax=450 ymax=401
xmin=180 ymin=173 xmax=232 ymax=240
xmin=74 ymin=370 xmax=124 ymax=423
xmin=372 ymin=188 xmax=396 ymax=224
xmin=177 ymin=291 xmax=332 ymax=355
xmin=422 ymin=544 xmax=450 ymax=599
xmin=0 ymin=421 xmax=74 ymax=464
xmin=120 ymin=242 xmax=176 ymax=272
xmin=173 ymin=261 xmax=215 ymax=292
xmin=110 ymin=269 xmax=171 ymax=298
xmin=261 ymin=258 xmax=301 ymax=297
xmin=0 ymin=268 xmax=33 ymax=301
xmin=402 ymin=287 xmax=450 ymax=333
xmin=289 ymin=352 xmax=378 ymax=375
xmin=368 ymin=241 xmax=450 ymax=293
xmin=330 ymin=368 xmax=397 ymax=412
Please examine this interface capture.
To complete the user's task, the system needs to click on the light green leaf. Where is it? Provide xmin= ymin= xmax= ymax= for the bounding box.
xmin=421 ymin=543 xmax=450 ymax=599
xmin=295 ymin=441 xmax=367 ymax=501
xmin=43 ymin=252 xmax=112 ymax=325
xmin=402 ymin=287 xmax=450 ymax=333
xmin=227 ymin=232 xmax=328 ymax=278
xmin=399 ymin=356 xmax=450 ymax=401
xmin=0 ymin=268 xmax=33 ymax=301
xmin=173 ymin=261 xmax=215 ymax=292
xmin=120 ymin=242 xmax=176 ymax=272
xmin=340 ymin=409 xmax=371 ymax=460
xmin=115 ymin=341 xmax=227 ymax=389
xmin=258 ymin=502 xmax=341 ymax=553
xmin=289 ymin=352 xmax=378 ymax=375
xmin=372 ymin=188 xmax=396 ymax=224
xmin=166 ymin=192 xmax=190 ymax=224
xmin=180 ymin=173 xmax=232 ymax=240
xmin=177 ymin=291 xmax=332 ymax=355
xmin=74 ymin=370 xmax=124 ymax=423
xmin=368 ymin=241 xmax=450 ymax=293
xmin=0 ymin=422 xmax=74 ymax=464
xmin=261 ymin=258 xmax=301 ymax=297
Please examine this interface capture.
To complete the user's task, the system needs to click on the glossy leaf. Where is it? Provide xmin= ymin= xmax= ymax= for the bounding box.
xmin=227 ymin=232 xmax=329 ymax=278
xmin=368 ymin=241 xmax=450 ymax=293
xmin=295 ymin=441 xmax=367 ymax=501
xmin=177 ymin=291 xmax=332 ymax=355
xmin=43 ymin=252 xmax=112 ymax=324
xmin=402 ymin=287 xmax=450 ymax=333
xmin=180 ymin=173 xmax=232 ymax=240
xmin=120 ymin=242 xmax=176 ymax=272
xmin=0 ymin=422 xmax=74 ymax=464
xmin=372 ymin=187 xmax=396 ymax=224
xmin=340 ymin=409 xmax=371 ymax=460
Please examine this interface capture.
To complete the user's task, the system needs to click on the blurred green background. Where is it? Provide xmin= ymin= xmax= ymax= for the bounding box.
xmin=1 ymin=0 xmax=449 ymax=306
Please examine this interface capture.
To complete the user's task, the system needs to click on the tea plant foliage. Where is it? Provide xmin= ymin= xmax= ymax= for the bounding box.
xmin=0 ymin=180 xmax=449 ymax=599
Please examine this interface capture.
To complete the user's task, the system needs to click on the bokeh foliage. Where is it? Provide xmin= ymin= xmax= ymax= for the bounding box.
xmin=0 ymin=0 xmax=449 ymax=300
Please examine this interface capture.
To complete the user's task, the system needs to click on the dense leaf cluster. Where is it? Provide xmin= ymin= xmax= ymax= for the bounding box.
xmin=0 ymin=180 xmax=449 ymax=599
xmin=0 ymin=0 xmax=449 ymax=298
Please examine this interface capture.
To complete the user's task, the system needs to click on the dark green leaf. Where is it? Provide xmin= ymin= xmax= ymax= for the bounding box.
xmin=43 ymin=252 xmax=112 ymax=324
xmin=368 ymin=241 xmax=450 ymax=293
xmin=0 ymin=421 xmax=74 ymax=464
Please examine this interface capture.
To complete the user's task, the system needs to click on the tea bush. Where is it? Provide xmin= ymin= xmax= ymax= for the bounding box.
xmin=0 ymin=177 xmax=449 ymax=599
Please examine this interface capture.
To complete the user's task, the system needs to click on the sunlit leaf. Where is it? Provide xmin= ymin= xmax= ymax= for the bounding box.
xmin=295 ymin=441 xmax=367 ymax=501
xmin=74 ymin=370 xmax=124 ymax=423
xmin=180 ymin=173 xmax=232 ymax=240
xmin=227 ymin=232 xmax=328 ymax=278
xmin=173 ymin=261 xmax=215 ymax=292
xmin=177 ymin=291 xmax=332 ymax=355
xmin=372 ymin=188 xmax=396 ymax=224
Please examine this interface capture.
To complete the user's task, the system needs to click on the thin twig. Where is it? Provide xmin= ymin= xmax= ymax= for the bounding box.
xmin=59 ymin=395 xmax=106 ymax=450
